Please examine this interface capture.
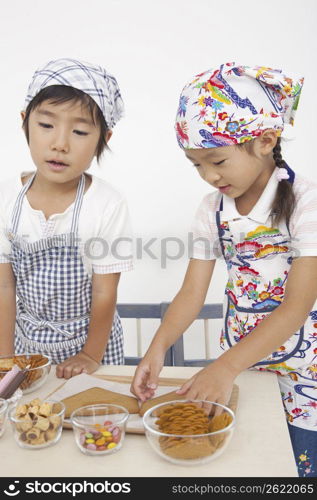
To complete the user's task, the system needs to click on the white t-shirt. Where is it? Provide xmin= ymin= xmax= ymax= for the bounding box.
xmin=0 ymin=172 xmax=133 ymax=277
xmin=190 ymin=167 xmax=317 ymax=260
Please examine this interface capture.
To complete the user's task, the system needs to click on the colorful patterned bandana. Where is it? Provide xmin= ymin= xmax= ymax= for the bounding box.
xmin=175 ymin=62 xmax=304 ymax=149
xmin=23 ymin=58 xmax=124 ymax=128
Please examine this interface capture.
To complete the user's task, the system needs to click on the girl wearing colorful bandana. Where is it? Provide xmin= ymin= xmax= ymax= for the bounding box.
xmin=132 ymin=62 xmax=317 ymax=477
xmin=0 ymin=58 xmax=133 ymax=378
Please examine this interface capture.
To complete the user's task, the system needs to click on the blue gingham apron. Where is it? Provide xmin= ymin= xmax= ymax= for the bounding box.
xmin=215 ymin=164 xmax=317 ymax=477
xmin=9 ymin=173 xmax=124 ymax=364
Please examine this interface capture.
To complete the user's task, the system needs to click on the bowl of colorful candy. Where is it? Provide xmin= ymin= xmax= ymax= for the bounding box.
xmin=70 ymin=404 xmax=129 ymax=456
xmin=143 ymin=400 xmax=235 ymax=465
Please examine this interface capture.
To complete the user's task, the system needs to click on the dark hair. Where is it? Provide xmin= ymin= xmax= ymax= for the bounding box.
xmin=271 ymin=138 xmax=296 ymax=228
xmin=22 ymin=85 xmax=109 ymax=162
xmin=238 ymin=137 xmax=296 ymax=228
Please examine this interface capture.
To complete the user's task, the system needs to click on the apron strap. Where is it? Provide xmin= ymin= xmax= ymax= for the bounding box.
xmin=219 ymin=196 xmax=223 ymax=212
xmin=281 ymin=163 xmax=295 ymax=237
xmin=216 ymin=196 xmax=226 ymax=260
xmin=10 ymin=173 xmax=86 ymax=235
xmin=70 ymin=174 xmax=85 ymax=234
xmin=11 ymin=173 xmax=36 ymax=234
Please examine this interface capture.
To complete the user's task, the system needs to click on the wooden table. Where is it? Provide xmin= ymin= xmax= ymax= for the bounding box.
xmin=2 ymin=365 xmax=297 ymax=477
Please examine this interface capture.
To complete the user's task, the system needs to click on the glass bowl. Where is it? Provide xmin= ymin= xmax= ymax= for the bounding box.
xmin=70 ymin=404 xmax=129 ymax=456
xmin=9 ymin=399 xmax=65 ymax=449
xmin=143 ymin=400 xmax=235 ymax=466
xmin=6 ymin=389 xmax=23 ymax=408
xmin=0 ymin=398 xmax=9 ymax=438
xmin=0 ymin=354 xmax=51 ymax=393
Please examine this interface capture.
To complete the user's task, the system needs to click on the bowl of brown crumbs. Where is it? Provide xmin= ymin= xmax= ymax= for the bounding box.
xmin=142 ymin=400 xmax=235 ymax=465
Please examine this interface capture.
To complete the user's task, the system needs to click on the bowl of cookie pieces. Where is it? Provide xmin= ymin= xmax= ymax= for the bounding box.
xmin=143 ymin=400 xmax=235 ymax=465
xmin=9 ymin=398 xmax=65 ymax=449
xmin=0 ymin=354 xmax=51 ymax=394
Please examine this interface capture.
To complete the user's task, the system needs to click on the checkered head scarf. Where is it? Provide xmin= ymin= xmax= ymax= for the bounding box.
xmin=23 ymin=58 xmax=124 ymax=128
xmin=175 ymin=62 xmax=304 ymax=149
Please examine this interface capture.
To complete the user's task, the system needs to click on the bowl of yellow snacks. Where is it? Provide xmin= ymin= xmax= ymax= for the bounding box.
xmin=9 ymin=398 xmax=65 ymax=449
xmin=143 ymin=400 xmax=235 ymax=465
xmin=0 ymin=354 xmax=51 ymax=394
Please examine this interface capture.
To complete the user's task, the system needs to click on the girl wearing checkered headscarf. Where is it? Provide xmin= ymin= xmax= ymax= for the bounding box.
xmin=132 ymin=63 xmax=317 ymax=477
xmin=0 ymin=58 xmax=133 ymax=377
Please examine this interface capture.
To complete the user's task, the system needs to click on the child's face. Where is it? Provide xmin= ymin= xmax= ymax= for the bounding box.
xmin=185 ymin=137 xmax=275 ymax=200
xmin=22 ymin=99 xmax=109 ymax=183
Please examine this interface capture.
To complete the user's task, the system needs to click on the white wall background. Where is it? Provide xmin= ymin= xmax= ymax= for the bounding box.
xmin=1 ymin=0 xmax=316 ymax=359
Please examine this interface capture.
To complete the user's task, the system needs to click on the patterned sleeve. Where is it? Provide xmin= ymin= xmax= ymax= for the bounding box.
xmin=90 ymin=198 xmax=134 ymax=274
xmin=290 ymin=186 xmax=317 ymax=258
xmin=189 ymin=192 xmax=221 ymax=260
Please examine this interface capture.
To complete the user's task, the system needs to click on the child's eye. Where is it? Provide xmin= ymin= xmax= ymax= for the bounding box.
xmin=214 ymin=160 xmax=225 ymax=166
xmin=193 ymin=163 xmax=201 ymax=168
xmin=74 ymin=130 xmax=89 ymax=136
xmin=38 ymin=122 xmax=52 ymax=129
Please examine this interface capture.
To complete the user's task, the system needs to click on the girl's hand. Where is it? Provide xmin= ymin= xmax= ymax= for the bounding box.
xmin=130 ymin=351 xmax=165 ymax=402
xmin=56 ymin=351 xmax=100 ymax=379
xmin=176 ymin=360 xmax=237 ymax=415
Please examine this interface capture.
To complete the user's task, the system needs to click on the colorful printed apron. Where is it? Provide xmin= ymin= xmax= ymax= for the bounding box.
xmin=8 ymin=173 xmax=124 ymax=364
xmin=215 ymin=165 xmax=317 ymax=475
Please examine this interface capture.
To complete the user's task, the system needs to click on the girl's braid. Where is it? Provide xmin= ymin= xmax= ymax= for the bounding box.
xmin=272 ymin=139 xmax=286 ymax=169
xmin=271 ymin=137 xmax=296 ymax=228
